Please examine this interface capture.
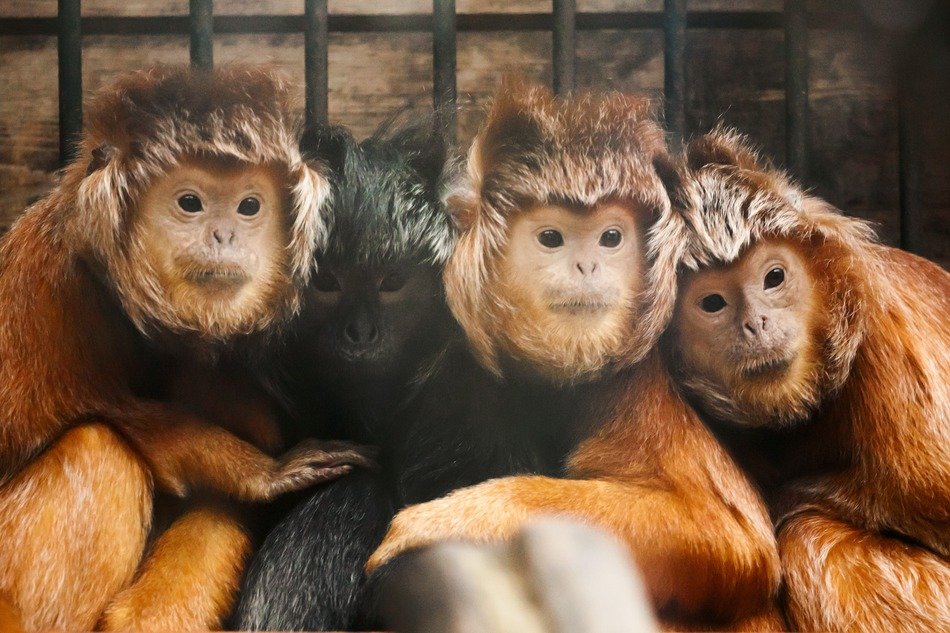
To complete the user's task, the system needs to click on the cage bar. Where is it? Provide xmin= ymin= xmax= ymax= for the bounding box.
xmin=898 ymin=92 xmax=921 ymax=253
xmin=305 ymin=0 xmax=329 ymax=126
xmin=784 ymin=0 xmax=808 ymax=177
xmin=190 ymin=0 xmax=213 ymax=70
xmin=433 ymin=0 xmax=457 ymax=144
xmin=663 ymin=0 xmax=686 ymax=144
xmin=57 ymin=0 xmax=82 ymax=165
xmin=553 ymin=0 xmax=576 ymax=96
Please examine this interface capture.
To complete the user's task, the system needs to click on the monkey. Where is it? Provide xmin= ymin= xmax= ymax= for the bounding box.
xmin=0 ymin=65 xmax=372 ymax=631
xmin=665 ymin=128 xmax=950 ymax=632
xmin=363 ymin=80 xmax=784 ymax=631
xmin=231 ymin=117 xmax=590 ymax=631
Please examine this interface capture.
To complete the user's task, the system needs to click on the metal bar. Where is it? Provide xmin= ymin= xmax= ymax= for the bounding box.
xmin=0 ymin=12 xmax=860 ymax=36
xmin=57 ymin=0 xmax=82 ymax=166
xmin=784 ymin=0 xmax=808 ymax=177
xmin=189 ymin=0 xmax=213 ymax=70
xmin=663 ymin=0 xmax=686 ymax=144
xmin=432 ymin=0 xmax=457 ymax=145
xmin=305 ymin=0 xmax=329 ymax=126
xmin=553 ymin=0 xmax=576 ymax=96
xmin=898 ymin=89 xmax=921 ymax=253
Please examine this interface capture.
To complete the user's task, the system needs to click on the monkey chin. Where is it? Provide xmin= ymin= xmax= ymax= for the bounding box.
xmin=728 ymin=352 xmax=822 ymax=428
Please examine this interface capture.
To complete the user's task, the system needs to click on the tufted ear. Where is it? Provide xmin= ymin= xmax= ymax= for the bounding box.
xmin=686 ymin=127 xmax=764 ymax=173
xmin=299 ymin=124 xmax=352 ymax=177
xmin=73 ymin=142 xmax=131 ymax=254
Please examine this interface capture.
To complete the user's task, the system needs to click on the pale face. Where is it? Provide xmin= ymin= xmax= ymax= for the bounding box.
xmin=129 ymin=157 xmax=290 ymax=335
xmin=672 ymin=240 xmax=821 ymax=426
xmin=494 ymin=201 xmax=643 ymax=381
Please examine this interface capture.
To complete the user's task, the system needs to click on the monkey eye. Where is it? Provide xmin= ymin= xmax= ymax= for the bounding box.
xmin=313 ymin=270 xmax=341 ymax=292
xmin=764 ymin=267 xmax=786 ymax=289
xmin=177 ymin=194 xmax=203 ymax=213
xmin=237 ymin=197 xmax=261 ymax=216
xmin=700 ymin=294 xmax=727 ymax=313
xmin=537 ymin=229 xmax=564 ymax=248
xmin=380 ymin=273 xmax=407 ymax=293
xmin=599 ymin=229 xmax=622 ymax=248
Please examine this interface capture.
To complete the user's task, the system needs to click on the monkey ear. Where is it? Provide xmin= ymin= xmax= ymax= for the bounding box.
xmin=652 ymin=152 xmax=689 ymax=210
xmin=299 ymin=125 xmax=352 ymax=176
xmin=686 ymin=128 xmax=763 ymax=173
xmin=86 ymin=143 xmax=118 ymax=176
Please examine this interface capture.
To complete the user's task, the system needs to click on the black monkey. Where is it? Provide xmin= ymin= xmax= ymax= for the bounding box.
xmin=232 ymin=119 xmax=586 ymax=631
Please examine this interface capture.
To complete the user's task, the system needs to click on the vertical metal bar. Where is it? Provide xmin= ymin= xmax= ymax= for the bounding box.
xmin=663 ymin=0 xmax=686 ymax=144
xmin=553 ymin=0 xmax=576 ymax=96
xmin=305 ymin=0 xmax=329 ymax=126
xmin=898 ymin=90 xmax=921 ymax=253
xmin=58 ymin=0 xmax=82 ymax=165
xmin=190 ymin=0 xmax=213 ymax=70
xmin=432 ymin=0 xmax=457 ymax=145
xmin=784 ymin=0 xmax=808 ymax=177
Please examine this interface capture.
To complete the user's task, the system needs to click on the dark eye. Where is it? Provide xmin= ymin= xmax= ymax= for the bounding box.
xmin=177 ymin=194 xmax=202 ymax=213
xmin=237 ymin=197 xmax=261 ymax=216
xmin=537 ymin=230 xmax=564 ymax=248
xmin=380 ymin=273 xmax=407 ymax=292
xmin=313 ymin=270 xmax=341 ymax=292
xmin=764 ymin=267 xmax=785 ymax=289
xmin=700 ymin=294 xmax=727 ymax=313
xmin=599 ymin=229 xmax=622 ymax=248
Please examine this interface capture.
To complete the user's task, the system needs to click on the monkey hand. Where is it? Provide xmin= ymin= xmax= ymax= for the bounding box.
xmin=260 ymin=439 xmax=378 ymax=500
xmin=366 ymin=478 xmax=532 ymax=573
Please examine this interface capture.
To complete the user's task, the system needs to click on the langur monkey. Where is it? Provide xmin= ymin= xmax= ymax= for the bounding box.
xmin=366 ymin=81 xmax=784 ymax=631
xmin=668 ymin=128 xmax=950 ymax=632
xmin=0 ymin=65 xmax=371 ymax=631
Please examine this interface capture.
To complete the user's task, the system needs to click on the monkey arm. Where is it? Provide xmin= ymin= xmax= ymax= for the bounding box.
xmin=103 ymin=401 xmax=375 ymax=501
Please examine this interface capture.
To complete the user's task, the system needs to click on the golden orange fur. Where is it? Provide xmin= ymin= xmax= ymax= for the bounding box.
xmin=668 ymin=128 xmax=950 ymax=632
xmin=368 ymin=81 xmax=783 ymax=630
xmin=0 ymin=65 xmax=368 ymax=631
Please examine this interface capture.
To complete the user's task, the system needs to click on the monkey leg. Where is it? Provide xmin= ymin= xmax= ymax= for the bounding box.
xmin=99 ymin=502 xmax=252 ymax=631
xmin=780 ymin=511 xmax=950 ymax=632
xmin=367 ymin=475 xmax=779 ymax=625
xmin=0 ymin=423 xmax=151 ymax=631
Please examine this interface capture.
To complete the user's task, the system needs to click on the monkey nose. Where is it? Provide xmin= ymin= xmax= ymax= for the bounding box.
xmin=575 ymin=261 xmax=599 ymax=275
xmin=743 ymin=315 xmax=768 ymax=337
xmin=212 ymin=229 xmax=235 ymax=245
xmin=344 ymin=320 xmax=379 ymax=346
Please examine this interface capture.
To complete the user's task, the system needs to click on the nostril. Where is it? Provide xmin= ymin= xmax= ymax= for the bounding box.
xmin=744 ymin=320 xmax=758 ymax=336
xmin=576 ymin=262 xmax=585 ymax=275
xmin=213 ymin=229 xmax=224 ymax=244
xmin=344 ymin=321 xmax=378 ymax=346
xmin=761 ymin=315 xmax=769 ymax=330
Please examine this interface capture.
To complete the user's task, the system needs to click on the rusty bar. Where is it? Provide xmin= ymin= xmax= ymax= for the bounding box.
xmin=784 ymin=0 xmax=808 ymax=177
xmin=663 ymin=0 xmax=686 ymax=143
xmin=190 ymin=0 xmax=213 ymax=70
xmin=432 ymin=0 xmax=457 ymax=144
xmin=553 ymin=0 xmax=576 ymax=96
xmin=57 ymin=0 xmax=82 ymax=165
xmin=305 ymin=0 xmax=329 ymax=126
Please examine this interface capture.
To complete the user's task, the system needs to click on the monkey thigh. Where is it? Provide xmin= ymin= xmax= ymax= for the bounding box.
xmin=0 ymin=423 xmax=151 ymax=631
xmin=99 ymin=501 xmax=251 ymax=631
xmin=780 ymin=511 xmax=950 ymax=632
xmin=233 ymin=470 xmax=395 ymax=631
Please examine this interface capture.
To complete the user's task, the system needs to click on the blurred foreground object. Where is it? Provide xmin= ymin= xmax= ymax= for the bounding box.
xmin=378 ymin=518 xmax=658 ymax=633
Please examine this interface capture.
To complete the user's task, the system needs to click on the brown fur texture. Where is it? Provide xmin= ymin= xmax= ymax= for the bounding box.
xmin=669 ymin=127 xmax=950 ymax=632
xmin=368 ymin=81 xmax=782 ymax=630
xmin=0 ymin=65 xmax=368 ymax=631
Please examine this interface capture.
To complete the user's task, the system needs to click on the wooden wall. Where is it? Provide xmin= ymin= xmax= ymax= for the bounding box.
xmin=1 ymin=1 xmax=947 ymax=265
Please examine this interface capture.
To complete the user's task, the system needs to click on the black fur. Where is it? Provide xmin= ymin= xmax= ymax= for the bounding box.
xmin=232 ymin=118 xmax=584 ymax=631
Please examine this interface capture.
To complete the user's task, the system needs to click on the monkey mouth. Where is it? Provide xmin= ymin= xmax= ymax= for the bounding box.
xmin=185 ymin=267 xmax=249 ymax=287
xmin=741 ymin=355 xmax=793 ymax=378
xmin=550 ymin=301 xmax=611 ymax=315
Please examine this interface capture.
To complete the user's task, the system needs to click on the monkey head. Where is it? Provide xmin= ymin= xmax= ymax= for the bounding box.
xmin=668 ymin=128 xmax=878 ymax=427
xmin=445 ymin=79 xmax=683 ymax=384
xmin=295 ymin=120 xmax=457 ymax=383
xmin=68 ymin=65 xmax=328 ymax=340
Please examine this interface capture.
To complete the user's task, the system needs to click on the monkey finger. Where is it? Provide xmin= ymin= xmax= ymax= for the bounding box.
xmin=281 ymin=439 xmax=378 ymax=470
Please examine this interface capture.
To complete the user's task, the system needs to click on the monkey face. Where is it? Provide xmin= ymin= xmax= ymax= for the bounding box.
xmin=492 ymin=201 xmax=644 ymax=382
xmin=128 ymin=157 xmax=291 ymax=336
xmin=300 ymin=261 xmax=448 ymax=381
xmin=672 ymin=239 xmax=824 ymax=426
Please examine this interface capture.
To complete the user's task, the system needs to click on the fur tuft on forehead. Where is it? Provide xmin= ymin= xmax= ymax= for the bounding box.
xmin=69 ymin=64 xmax=328 ymax=286
xmin=672 ymin=126 xmax=885 ymax=400
xmin=445 ymin=78 xmax=686 ymax=379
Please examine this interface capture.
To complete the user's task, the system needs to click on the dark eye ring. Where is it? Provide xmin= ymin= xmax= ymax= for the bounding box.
xmin=764 ymin=267 xmax=786 ymax=290
xmin=177 ymin=194 xmax=202 ymax=213
xmin=599 ymin=229 xmax=622 ymax=248
xmin=537 ymin=229 xmax=564 ymax=248
xmin=313 ymin=270 xmax=341 ymax=292
xmin=380 ymin=273 xmax=407 ymax=293
xmin=700 ymin=294 xmax=727 ymax=313
xmin=237 ymin=197 xmax=261 ymax=216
